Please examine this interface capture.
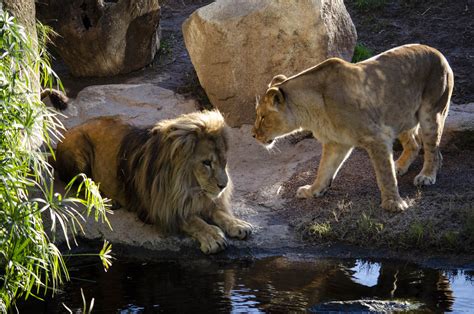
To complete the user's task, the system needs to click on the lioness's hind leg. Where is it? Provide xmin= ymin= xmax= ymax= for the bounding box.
xmin=395 ymin=127 xmax=421 ymax=176
xmin=296 ymin=142 xmax=352 ymax=199
xmin=181 ymin=216 xmax=227 ymax=254
xmin=414 ymin=97 xmax=449 ymax=186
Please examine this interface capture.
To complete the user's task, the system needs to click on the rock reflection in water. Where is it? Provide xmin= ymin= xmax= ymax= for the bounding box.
xmin=19 ymin=257 xmax=473 ymax=313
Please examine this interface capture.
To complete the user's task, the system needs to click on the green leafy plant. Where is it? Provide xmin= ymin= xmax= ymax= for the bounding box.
xmin=0 ymin=12 xmax=112 ymax=312
xmin=352 ymin=43 xmax=373 ymax=63
xmin=357 ymin=212 xmax=384 ymax=238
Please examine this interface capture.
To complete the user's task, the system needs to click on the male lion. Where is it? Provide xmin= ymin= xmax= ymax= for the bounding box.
xmin=252 ymin=44 xmax=453 ymax=212
xmin=56 ymin=110 xmax=252 ymax=254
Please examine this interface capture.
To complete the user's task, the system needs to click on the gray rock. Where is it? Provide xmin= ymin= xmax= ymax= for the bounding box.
xmin=443 ymin=103 xmax=474 ymax=148
xmin=183 ymin=0 xmax=357 ymax=126
xmin=309 ymin=299 xmax=421 ymax=313
xmin=59 ymin=84 xmax=197 ymax=129
xmin=37 ymin=0 xmax=161 ymax=77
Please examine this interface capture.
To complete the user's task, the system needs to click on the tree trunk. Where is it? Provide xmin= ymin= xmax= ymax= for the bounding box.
xmin=3 ymin=0 xmax=38 ymax=48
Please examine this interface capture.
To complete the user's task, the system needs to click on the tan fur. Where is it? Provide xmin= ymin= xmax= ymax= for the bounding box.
xmin=252 ymin=44 xmax=453 ymax=212
xmin=56 ymin=110 xmax=252 ymax=254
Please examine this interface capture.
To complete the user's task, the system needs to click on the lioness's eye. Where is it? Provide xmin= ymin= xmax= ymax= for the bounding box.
xmin=202 ymin=160 xmax=212 ymax=167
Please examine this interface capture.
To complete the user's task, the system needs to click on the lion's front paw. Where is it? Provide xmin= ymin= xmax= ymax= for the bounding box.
xmin=395 ymin=162 xmax=409 ymax=176
xmin=414 ymin=174 xmax=436 ymax=186
xmin=226 ymin=218 xmax=253 ymax=240
xmin=381 ymin=198 xmax=408 ymax=212
xmin=199 ymin=225 xmax=227 ymax=254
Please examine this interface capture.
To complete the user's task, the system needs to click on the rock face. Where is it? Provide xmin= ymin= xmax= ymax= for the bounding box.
xmin=36 ymin=0 xmax=161 ymax=77
xmin=182 ymin=0 xmax=357 ymax=126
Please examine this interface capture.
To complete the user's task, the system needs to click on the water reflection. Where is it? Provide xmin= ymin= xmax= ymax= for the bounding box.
xmin=19 ymin=257 xmax=473 ymax=313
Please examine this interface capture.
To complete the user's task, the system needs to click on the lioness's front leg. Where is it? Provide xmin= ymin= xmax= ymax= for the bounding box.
xmin=181 ymin=216 xmax=227 ymax=254
xmin=364 ymin=140 xmax=408 ymax=212
xmin=211 ymin=209 xmax=253 ymax=240
xmin=296 ymin=142 xmax=353 ymax=199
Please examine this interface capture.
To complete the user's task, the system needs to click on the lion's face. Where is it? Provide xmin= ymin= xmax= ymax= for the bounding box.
xmin=192 ymin=137 xmax=229 ymax=198
xmin=252 ymin=87 xmax=294 ymax=146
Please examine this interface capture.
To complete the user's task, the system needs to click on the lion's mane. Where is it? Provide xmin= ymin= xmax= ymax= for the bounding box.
xmin=118 ymin=110 xmax=231 ymax=232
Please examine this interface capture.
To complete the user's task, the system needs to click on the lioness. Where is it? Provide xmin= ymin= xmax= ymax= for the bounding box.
xmin=56 ymin=110 xmax=253 ymax=254
xmin=252 ymin=44 xmax=453 ymax=212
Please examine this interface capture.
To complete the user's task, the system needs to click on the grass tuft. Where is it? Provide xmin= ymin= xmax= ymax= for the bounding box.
xmin=352 ymin=43 xmax=374 ymax=63
xmin=308 ymin=222 xmax=332 ymax=239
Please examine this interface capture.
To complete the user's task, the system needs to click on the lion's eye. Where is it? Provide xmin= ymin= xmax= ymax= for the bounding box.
xmin=202 ymin=160 xmax=212 ymax=167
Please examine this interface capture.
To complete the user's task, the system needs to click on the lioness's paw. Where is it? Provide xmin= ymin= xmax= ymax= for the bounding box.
xmin=226 ymin=219 xmax=253 ymax=240
xmin=199 ymin=225 xmax=227 ymax=254
xmin=414 ymin=174 xmax=436 ymax=186
xmin=296 ymin=185 xmax=328 ymax=199
xmin=381 ymin=198 xmax=408 ymax=212
xmin=296 ymin=185 xmax=314 ymax=199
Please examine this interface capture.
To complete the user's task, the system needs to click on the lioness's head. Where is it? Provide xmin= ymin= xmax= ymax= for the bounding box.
xmin=156 ymin=110 xmax=230 ymax=199
xmin=252 ymin=82 xmax=295 ymax=147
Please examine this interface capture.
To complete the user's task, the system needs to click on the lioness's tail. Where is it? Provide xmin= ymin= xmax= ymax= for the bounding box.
xmin=41 ymin=89 xmax=68 ymax=110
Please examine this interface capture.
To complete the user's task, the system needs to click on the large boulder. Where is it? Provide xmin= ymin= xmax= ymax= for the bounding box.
xmin=183 ymin=0 xmax=357 ymax=126
xmin=36 ymin=0 xmax=161 ymax=77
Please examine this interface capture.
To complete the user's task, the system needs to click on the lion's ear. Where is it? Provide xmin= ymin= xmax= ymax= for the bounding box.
xmin=266 ymin=87 xmax=285 ymax=110
xmin=268 ymin=74 xmax=287 ymax=88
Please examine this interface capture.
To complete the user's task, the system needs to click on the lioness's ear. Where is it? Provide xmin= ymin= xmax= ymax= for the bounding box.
xmin=266 ymin=87 xmax=285 ymax=110
xmin=268 ymin=74 xmax=287 ymax=88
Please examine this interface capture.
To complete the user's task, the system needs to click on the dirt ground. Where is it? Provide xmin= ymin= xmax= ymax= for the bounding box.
xmin=345 ymin=0 xmax=473 ymax=104
xmin=280 ymin=144 xmax=474 ymax=253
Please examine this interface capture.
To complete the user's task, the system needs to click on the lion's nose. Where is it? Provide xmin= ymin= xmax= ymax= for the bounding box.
xmin=217 ymin=183 xmax=227 ymax=190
